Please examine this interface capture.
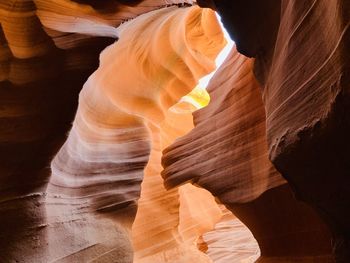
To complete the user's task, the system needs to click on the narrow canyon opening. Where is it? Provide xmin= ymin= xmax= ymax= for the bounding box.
xmin=175 ymin=14 xmax=261 ymax=263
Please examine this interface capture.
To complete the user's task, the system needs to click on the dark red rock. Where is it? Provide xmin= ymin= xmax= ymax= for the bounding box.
xmin=162 ymin=47 xmax=334 ymax=261
xmin=200 ymin=0 xmax=350 ymax=261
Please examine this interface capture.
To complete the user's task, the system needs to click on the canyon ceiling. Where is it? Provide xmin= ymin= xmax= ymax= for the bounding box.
xmin=0 ymin=0 xmax=349 ymax=263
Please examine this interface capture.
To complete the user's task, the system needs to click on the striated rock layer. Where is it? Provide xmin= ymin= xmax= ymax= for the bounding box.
xmin=162 ymin=47 xmax=285 ymax=204
xmin=47 ymin=5 xmax=226 ymax=263
xmin=0 ymin=0 xmax=115 ymax=260
xmin=261 ymin=2 xmax=350 ymax=261
xmin=0 ymin=2 xmax=229 ymax=262
xmin=3 ymin=0 xmax=346 ymax=262
xmin=133 ymin=93 xmax=223 ymax=263
xmin=198 ymin=0 xmax=349 ymax=261
xmin=162 ymin=47 xmax=334 ymax=261
xmin=203 ymin=205 xmax=260 ymax=263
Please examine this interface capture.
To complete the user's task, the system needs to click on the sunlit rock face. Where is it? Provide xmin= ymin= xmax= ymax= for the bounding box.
xmin=47 ymin=5 xmax=226 ymax=263
xmin=162 ymin=47 xmax=286 ymax=204
xmin=202 ymin=205 xmax=260 ymax=263
xmin=132 ymin=92 xmax=224 ymax=263
xmin=0 ymin=1 xmax=228 ymax=261
xmin=1 ymin=0 xmax=348 ymax=262
xmin=162 ymin=47 xmax=335 ymax=262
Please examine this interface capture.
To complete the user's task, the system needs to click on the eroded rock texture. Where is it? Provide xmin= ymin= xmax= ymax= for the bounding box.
xmin=1 ymin=0 xmax=348 ymax=262
xmin=202 ymin=205 xmax=260 ymax=263
xmin=262 ymin=3 xmax=350 ymax=261
xmin=197 ymin=0 xmax=349 ymax=261
xmin=133 ymin=94 xmax=223 ymax=263
xmin=0 ymin=0 xmax=114 ymax=260
xmin=0 ymin=0 xmax=227 ymax=262
xmin=162 ymin=47 xmax=334 ymax=262
xmin=162 ymin=47 xmax=286 ymax=203
xmin=47 ymin=5 xmax=226 ymax=263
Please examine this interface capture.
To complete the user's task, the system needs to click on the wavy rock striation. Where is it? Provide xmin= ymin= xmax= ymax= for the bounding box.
xmin=192 ymin=0 xmax=349 ymax=261
xmin=203 ymin=205 xmax=260 ymax=263
xmin=200 ymin=0 xmax=349 ymax=261
xmin=262 ymin=1 xmax=350 ymax=260
xmin=2 ymin=0 xmax=345 ymax=262
xmin=0 ymin=2 xmax=227 ymax=262
xmin=133 ymin=95 xmax=224 ymax=263
xmin=47 ymin=5 xmax=226 ymax=263
xmin=0 ymin=0 xmax=115 ymax=260
xmin=261 ymin=4 xmax=350 ymax=261
xmin=162 ymin=47 xmax=334 ymax=262
xmin=162 ymin=47 xmax=285 ymax=204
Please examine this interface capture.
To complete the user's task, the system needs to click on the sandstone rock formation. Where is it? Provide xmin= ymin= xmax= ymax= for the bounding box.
xmin=197 ymin=0 xmax=349 ymax=261
xmin=202 ymin=205 xmax=260 ymax=263
xmin=1 ymin=4 xmax=230 ymax=262
xmin=262 ymin=3 xmax=350 ymax=261
xmin=0 ymin=2 xmax=228 ymax=261
xmin=162 ymin=47 xmax=286 ymax=204
xmin=132 ymin=92 xmax=223 ymax=263
xmin=1 ymin=0 xmax=349 ymax=262
xmin=0 ymin=0 xmax=113 ymax=260
xmin=162 ymin=46 xmax=334 ymax=262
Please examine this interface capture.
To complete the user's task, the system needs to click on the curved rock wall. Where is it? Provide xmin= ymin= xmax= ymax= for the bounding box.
xmin=47 ymin=5 xmax=226 ymax=262
xmin=196 ymin=0 xmax=349 ymax=261
xmin=133 ymin=93 xmax=223 ymax=263
xmin=0 ymin=0 xmax=114 ymax=260
xmin=262 ymin=1 xmax=349 ymax=260
xmin=162 ymin=47 xmax=286 ymax=205
xmin=2 ymin=0 xmax=346 ymax=262
xmin=161 ymin=45 xmax=334 ymax=262
xmin=0 ymin=2 xmax=228 ymax=262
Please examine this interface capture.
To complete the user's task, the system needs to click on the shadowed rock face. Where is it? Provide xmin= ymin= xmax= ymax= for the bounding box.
xmin=1 ymin=0 xmax=349 ymax=262
xmin=197 ymin=0 xmax=281 ymax=58
xmin=263 ymin=1 xmax=350 ymax=261
xmin=162 ymin=48 xmax=286 ymax=204
xmin=162 ymin=47 xmax=334 ymax=262
xmin=0 ymin=0 xmax=115 ymax=260
xmin=198 ymin=0 xmax=350 ymax=261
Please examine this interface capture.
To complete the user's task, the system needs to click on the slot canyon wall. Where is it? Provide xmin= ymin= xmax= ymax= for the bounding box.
xmin=0 ymin=0 xmax=349 ymax=263
xmin=196 ymin=0 xmax=349 ymax=262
